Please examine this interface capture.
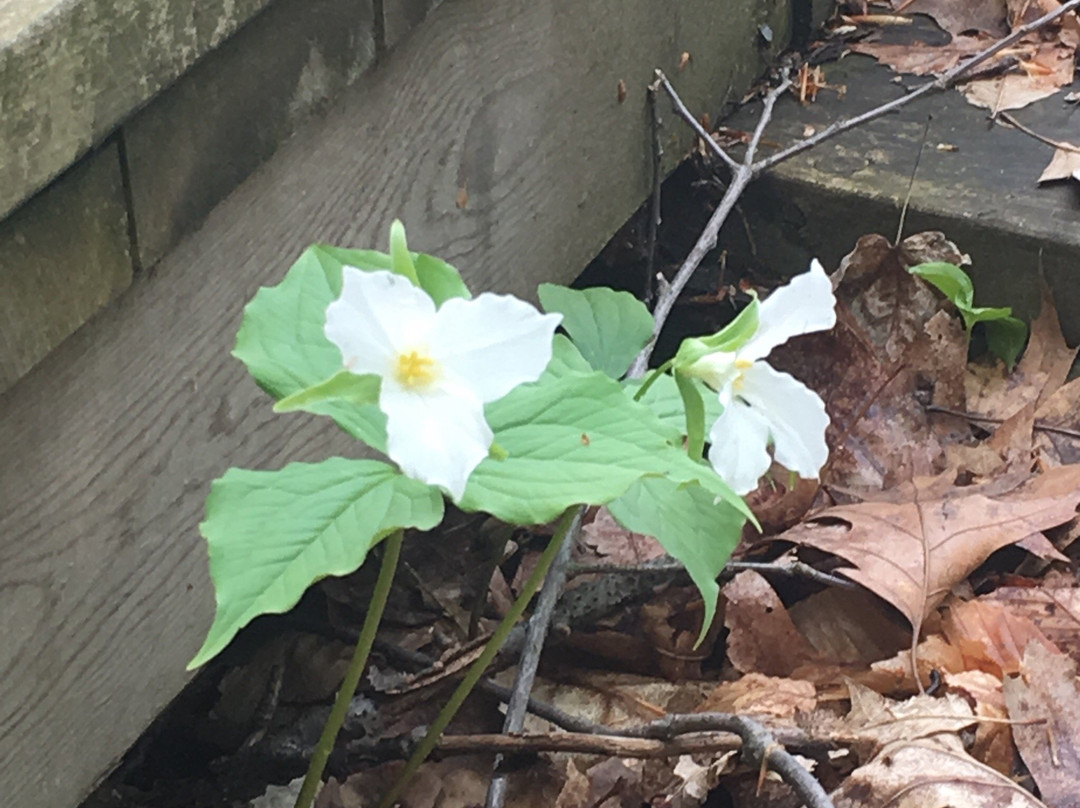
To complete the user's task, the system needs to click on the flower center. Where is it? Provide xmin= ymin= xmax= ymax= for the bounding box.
xmin=394 ymin=349 xmax=440 ymax=389
xmin=732 ymin=358 xmax=753 ymax=392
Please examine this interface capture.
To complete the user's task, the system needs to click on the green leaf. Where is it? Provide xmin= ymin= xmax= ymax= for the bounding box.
xmin=274 ymin=370 xmax=380 ymax=413
xmin=537 ymin=284 xmax=655 ymax=378
xmin=624 ymin=373 xmax=724 ymax=444
xmin=909 ymin=262 xmax=975 ymax=309
xmin=189 ymin=458 xmax=444 ymax=669
xmin=547 ymin=334 xmax=597 ymax=378
xmin=909 ymin=261 xmax=1028 ymax=367
xmin=984 ymin=316 xmax=1028 ymax=369
xmin=674 ymin=370 xmax=706 ymax=461
xmin=233 ymin=246 xmax=388 ymax=450
xmin=460 ymin=370 xmax=750 ymax=525
xmin=673 ymin=297 xmax=761 ymax=369
xmin=608 ymin=476 xmax=745 ymax=646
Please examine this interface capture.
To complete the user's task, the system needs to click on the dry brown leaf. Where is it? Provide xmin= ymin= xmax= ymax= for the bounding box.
xmin=867 ymin=633 xmax=968 ymax=693
xmin=581 ymin=507 xmax=666 ymax=565
xmin=987 ymin=400 xmax=1036 ymax=470
xmin=966 ymin=278 xmax=1076 ymax=423
xmin=889 ymin=0 xmax=1009 ymax=35
xmin=1038 ymin=143 xmax=1080 ymax=183
xmin=850 ymin=35 xmax=990 ymax=75
xmin=778 ymin=465 xmax=1080 ymax=643
xmin=942 ymin=598 xmax=1060 ymax=676
xmin=943 ymin=669 xmax=1014 ymax=774
xmin=830 ymin=736 xmax=1048 ymax=807
xmin=1004 ymin=643 xmax=1080 ymax=808
xmin=788 ymin=586 xmax=910 ymax=666
xmin=640 ymin=588 xmax=721 ymax=680
xmin=772 ymin=232 xmax=969 ymax=489
xmin=695 ymin=673 xmax=817 ymax=720
xmin=521 ymin=674 xmax=713 ymax=732
xmin=985 ymin=586 xmax=1080 ymax=659
xmin=1034 ymin=376 xmax=1080 ymax=467
xmin=721 ymin=571 xmax=819 ymax=675
xmin=844 ymin=680 xmax=978 ymax=751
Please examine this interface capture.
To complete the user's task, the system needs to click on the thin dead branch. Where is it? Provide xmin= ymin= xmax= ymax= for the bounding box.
xmin=924 ymin=403 xmax=1080 ymax=439
xmin=628 ymin=74 xmax=792 ymax=377
xmin=485 ymin=510 xmax=582 ymax=808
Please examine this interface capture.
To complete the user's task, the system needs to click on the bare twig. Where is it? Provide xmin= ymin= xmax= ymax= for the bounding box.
xmin=655 ymin=71 xmax=739 ymax=173
xmin=568 ymin=558 xmax=856 ymax=590
xmin=438 ymin=730 xmax=743 ymax=758
xmin=724 ymin=560 xmax=857 ymax=590
xmin=995 ymin=110 xmax=1080 ymax=153
xmin=485 ymin=509 xmax=582 ymax=808
xmin=924 ymin=403 xmax=1080 ymax=439
xmin=442 ymin=714 xmax=836 ymax=808
xmin=644 ymin=79 xmax=664 ymax=306
xmin=614 ymin=713 xmax=835 ymax=808
xmin=628 ymin=74 xmax=792 ymax=377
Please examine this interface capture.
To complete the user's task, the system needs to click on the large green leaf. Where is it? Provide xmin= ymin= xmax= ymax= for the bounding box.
xmin=461 ymin=369 xmax=750 ymax=525
xmin=190 ymin=458 xmax=444 ymax=668
xmin=537 ymin=284 xmax=654 ymax=378
xmin=607 ymin=476 xmax=745 ymax=645
xmin=233 ymin=247 xmax=387 ymax=449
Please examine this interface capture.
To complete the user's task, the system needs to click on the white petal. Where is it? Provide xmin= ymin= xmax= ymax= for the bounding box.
xmin=325 ymin=268 xmax=436 ymax=374
xmin=741 ymin=259 xmax=836 ymax=362
xmin=737 ymin=362 xmax=830 ymax=480
xmin=380 ymin=379 xmax=492 ymax=500
xmin=427 ymin=293 xmax=562 ymax=402
xmin=707 ymin=399 xmax=773 ymax=495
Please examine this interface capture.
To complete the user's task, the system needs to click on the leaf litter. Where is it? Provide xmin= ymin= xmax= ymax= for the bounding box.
xmin=85 ymin=230 xmax=1080 ymax=808
xmin=838 ymin=0 xmax=1080 ymax=112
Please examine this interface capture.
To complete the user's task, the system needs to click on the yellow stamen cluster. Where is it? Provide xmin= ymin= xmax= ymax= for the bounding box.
xmin=394 ymin=350 xmax=439 ymax=389
xmin=732 ymin=358 xmax=754 ymax=392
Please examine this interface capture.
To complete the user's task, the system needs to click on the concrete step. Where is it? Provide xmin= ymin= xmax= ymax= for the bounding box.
xmin=719 ymin=52 xmax=1080 ymax=342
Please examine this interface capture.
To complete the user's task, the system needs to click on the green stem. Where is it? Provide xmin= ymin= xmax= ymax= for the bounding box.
xmin=378 ymin=508 xmax=578 ymax=808
xmin=632 ymin=358 xmax=673 ymax=401
xmin=294 ymin=529 xmax=404 ymax=808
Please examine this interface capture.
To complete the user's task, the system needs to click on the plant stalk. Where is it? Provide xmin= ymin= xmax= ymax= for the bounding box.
xmin=294 ymin=529 xmax=405 ymax=808
xmin=378 ymin=508 xmax=579 ymax=808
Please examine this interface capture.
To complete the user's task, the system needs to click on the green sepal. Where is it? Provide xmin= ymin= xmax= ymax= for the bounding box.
xmin=674 ymin=370 xmax=706 ymax=461
xmin=274 ymin=370 xmax=380 ymax=413
xmin=389 ymin=220 xmax=421 ymax=286
xmin=673 ymin=297 xmax=760 ymax=370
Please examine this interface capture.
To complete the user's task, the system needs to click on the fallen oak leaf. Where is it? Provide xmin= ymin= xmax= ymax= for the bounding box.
xmin=1004 ymin=643 xmax=1080 ymax=808
xmin=777 ymin=465 xmax=1080 ymax=651
xmin=1038 ymin=142 xmax=1080 ymax=182
xmin=985 ymin=586 xmax=1080 ymax=659
xmin=831 ymin=736 xmax=1049 ymax=807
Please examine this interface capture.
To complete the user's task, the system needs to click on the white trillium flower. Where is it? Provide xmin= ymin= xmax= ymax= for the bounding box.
xmin=325 ymin=268 xmax=562 ymax=501
xmin=686 ymin=260 xmax=837 ymax=495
